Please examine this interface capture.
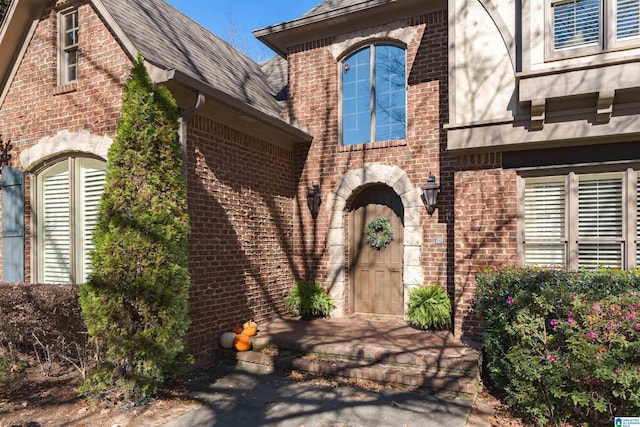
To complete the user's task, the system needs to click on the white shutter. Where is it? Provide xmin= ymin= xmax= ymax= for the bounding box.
xmin=77 ymin=159 xmax=106 ymax=283
xmin=617 ymin=0 xmax=640 ymax=39
xmin=524 ymin=179 xmax=566 ymax=265
xmin=578 ymin=175 xmax=623 ymax=268
xmin=553 ymin=0 xmax=601 ymax=50
xmin=41 ymin=163 xmax=71 ymax=283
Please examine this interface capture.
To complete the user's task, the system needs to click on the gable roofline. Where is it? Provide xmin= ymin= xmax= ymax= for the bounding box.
xmin=91 ymin=0 xmax=138 ymax=60
xmin=254 ymin=0 xmax=396 ymax=56
xmin=0 ymin=0 xmax=44 ymax=107
xmin=254 ymin=0 xmax=440 ymax=57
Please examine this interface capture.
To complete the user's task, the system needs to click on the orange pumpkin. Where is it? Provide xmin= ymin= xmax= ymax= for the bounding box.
xmin=243 ymin=326 xmax=257 ymax=337
xmin=243 ymin=319 xmax=258 ymax=329
xmin=230 ymin=326 xmax=243 ymax=334
xmin=234 ymin=334 xmax=252 ymax=351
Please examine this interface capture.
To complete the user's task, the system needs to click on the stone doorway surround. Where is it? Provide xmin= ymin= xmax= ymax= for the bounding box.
xmin=325 ymin=163 xmax=424 ymax=317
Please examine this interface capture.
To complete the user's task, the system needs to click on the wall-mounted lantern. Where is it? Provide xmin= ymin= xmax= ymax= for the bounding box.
xmin=422 ymin=173 xmax=440 ymax=215
xmin=307 ymin=183 xmax=322 ymax=219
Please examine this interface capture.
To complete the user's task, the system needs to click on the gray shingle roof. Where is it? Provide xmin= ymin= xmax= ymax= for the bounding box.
xmin=301 ymin=0 xmax=365 ymax=18
xmin=259 ymin=56 xmax=287 ymax=103
xmin=100 ymin=0 xmax=283 ymax=119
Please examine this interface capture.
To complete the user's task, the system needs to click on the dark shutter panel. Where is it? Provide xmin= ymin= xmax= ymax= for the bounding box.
xmin=2 ymin=166 xmax=25 ymax=282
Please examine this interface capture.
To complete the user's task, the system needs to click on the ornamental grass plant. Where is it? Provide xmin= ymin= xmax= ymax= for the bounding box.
xmin=476 ymin=266 xmax=640 ymax=426
xmin=406 ymin=283 xmax=451 ymax=330
xmin=285 ymin=281 xmax=335 ymax=319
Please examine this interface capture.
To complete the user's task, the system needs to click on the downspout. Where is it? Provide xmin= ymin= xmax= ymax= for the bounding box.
xmin=178 ymin=92 xmax=205 ymax=179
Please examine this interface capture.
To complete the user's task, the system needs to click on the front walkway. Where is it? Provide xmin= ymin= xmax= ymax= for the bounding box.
xmin=166 ymin=363 xmax=476 ymax=427
xmin=165 ymin=316 xmax=485 ymax=426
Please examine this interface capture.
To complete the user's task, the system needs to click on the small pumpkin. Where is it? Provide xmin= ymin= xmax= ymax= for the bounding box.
xmin=243 ymin=326 xmax=257 ymax=337
xmin=230 ymin=326 xmax=243 ymax=334
xmin=219 ymin=332 xmax=236 ymax=349
xmin=234 ymin=334 xmax=252 ymax=352
xmin=243 ymin=319 xmax=258 ymax=329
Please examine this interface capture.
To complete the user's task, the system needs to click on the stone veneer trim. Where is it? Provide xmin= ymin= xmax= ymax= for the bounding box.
xmin=19 ymin=130 xmax=112 ymax=171
xmin=326 ymin=163 xmax=424 ymax=317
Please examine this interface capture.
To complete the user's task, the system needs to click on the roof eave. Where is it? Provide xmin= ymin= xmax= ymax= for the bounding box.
xmin=253 ymin=0 xmax=396 ymax=55
xmin=156 ymin=67 xmax=312 ymax=143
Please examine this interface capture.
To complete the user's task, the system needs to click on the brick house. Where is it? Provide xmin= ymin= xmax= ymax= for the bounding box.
xmin=2 ymin=0 xmax=640 ymax=366
xmin=0 ymin=0 xmax=312 ymax=364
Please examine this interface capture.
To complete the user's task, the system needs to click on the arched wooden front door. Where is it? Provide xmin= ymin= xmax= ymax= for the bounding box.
xmin=350 ymin=185 xmax=404 ymax=316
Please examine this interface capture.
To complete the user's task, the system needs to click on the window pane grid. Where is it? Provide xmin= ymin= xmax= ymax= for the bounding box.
xmin=374 ymin=45 xmax=406 ymax=142
xmin=60 ymin=9 xmax=78 ymax=85
xmin=341 ymin=45 xmax=406 ymax=146
xmin=617 ymin=0 xmax=640 ymax=39
xmin=553 ymin=0 xmax=601 ymax=50
xmin=63 ymin=11 xmax=78 ymax=49
xmin=342 ymin=48 xmax=371 ymax=146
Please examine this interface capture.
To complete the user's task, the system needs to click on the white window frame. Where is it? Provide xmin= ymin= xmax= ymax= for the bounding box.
xmin=545 ymin=0 xmax=640 ymax=61
xmin=58 ymin=8 xmax=79 ymax=86
xmin=518 ymin=169 xmax=638 ymax=269
xmin=34 ymin=157 xmax=106 ymax=284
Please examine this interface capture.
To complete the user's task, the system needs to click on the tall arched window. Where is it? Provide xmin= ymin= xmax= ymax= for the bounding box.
xmin=340 ymin=44 xmax=406 ymax=146
xmin=36 ymin=157 xmax=106 ymax=284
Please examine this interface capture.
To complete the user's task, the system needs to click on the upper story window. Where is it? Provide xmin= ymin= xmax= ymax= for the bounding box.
xmin=340 ymin=44 xmax=406 ymax=146
xmin=59 ymin=9 xmax=79 ymax=85
xmin=548 ymin=0 xmax=640 ymax=60
xmin=36 ymin=157 xmax=106 ymax=284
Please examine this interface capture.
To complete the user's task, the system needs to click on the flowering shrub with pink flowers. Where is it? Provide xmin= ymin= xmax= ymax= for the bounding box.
xmin=476 ymin=267 xmax=640 ymax=426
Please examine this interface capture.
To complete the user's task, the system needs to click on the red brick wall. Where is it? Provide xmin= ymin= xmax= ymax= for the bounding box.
xmin=288 ymin=11 xmax=454 ymax=309
xmin=0 ymin=2 xmax=131 ymax=282
xmin=453 ymin=153 xmax=518 ymax=337
xmin=0 ymin=1 xmax=298 ymax=367
xmin=185 ymin=115 xmax=296 ymax=364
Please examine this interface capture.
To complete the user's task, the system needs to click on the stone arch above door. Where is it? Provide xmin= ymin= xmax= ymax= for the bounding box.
xmin=326 ymin=163 xmax=424 ymax=316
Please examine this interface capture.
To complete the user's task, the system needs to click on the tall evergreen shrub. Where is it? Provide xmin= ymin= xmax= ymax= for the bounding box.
xmin=79 ymin=55 xmax=192 ymax=400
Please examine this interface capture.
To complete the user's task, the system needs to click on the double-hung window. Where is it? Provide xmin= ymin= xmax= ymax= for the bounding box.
xmin=59 ymin=8 xmax=79 ymax=85
xmin=340 ymin=44 xmax=406 ymax=146
xmin=521 ymin=170 xmax=638 ymax=269
xmin=37 ymin=157 xmax=106 ymax=284
xmin=548 ymin=0 xmax=640 ymax=59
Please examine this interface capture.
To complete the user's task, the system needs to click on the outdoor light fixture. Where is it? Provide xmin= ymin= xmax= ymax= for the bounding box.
xmin=307 ymin=183 xmax=322 ymax=219
xmin=422 ymin=173 xmax=440 ymax=215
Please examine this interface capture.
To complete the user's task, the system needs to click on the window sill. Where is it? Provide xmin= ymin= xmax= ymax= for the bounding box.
xmin=53 ymin=82 xmax=77 ymax=96
xmin=339 ymin=139 xmax=407 ymax=152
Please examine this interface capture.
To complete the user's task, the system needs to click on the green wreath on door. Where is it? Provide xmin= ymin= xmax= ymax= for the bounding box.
xmin=365 ymin=216 xmax=394 ymax=250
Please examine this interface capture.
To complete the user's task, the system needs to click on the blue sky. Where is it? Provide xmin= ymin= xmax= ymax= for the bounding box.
xmin=166 ymin=0 xmax=321 ymax=62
